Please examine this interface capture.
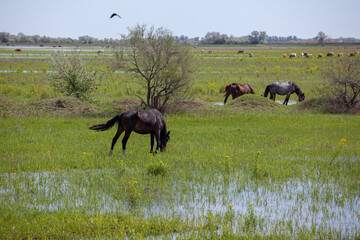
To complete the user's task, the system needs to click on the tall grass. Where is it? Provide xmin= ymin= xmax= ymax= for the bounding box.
xmin=1 ymin=45 xmax=360 ymax=239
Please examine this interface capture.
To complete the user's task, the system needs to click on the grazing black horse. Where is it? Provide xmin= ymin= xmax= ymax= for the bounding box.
xmin=89 ymin=109 xmax=170 ymax=155
xmin=263 ymin=81 xmax=305 ymax=105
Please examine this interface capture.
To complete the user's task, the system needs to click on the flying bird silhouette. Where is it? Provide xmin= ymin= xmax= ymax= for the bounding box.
xmin=110 ymin=13 xmax=121 ymax=19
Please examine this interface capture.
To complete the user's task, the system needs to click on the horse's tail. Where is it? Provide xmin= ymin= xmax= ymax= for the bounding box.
xmin=89 ymin=114 xmax=121 ymax=131
xmin=248 ymin=84 xmax=255 ymax=94
xmin=263 ymin=85 xmax=270 ymax=97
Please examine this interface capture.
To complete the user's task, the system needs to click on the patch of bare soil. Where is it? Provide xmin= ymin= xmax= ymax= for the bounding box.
xmin=164 ymin=99 xmax=207 ymax=114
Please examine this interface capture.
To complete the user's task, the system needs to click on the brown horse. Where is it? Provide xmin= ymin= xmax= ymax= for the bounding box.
xmin=223 ymin=83 xmax=255 ymax=104
xmin=89 ymin=109 xmax=170 ymax=155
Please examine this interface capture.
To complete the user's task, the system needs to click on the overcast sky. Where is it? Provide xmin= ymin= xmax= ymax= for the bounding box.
xmin=1 ymin=0 xmax=360 ymax=39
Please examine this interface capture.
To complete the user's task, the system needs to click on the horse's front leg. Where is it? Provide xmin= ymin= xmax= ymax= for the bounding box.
xmin=283 ymin=94 xmax=290 ymax=105
xmin=224 ymin=92 xmax=230 ymax=104
xmin=150 ymin=134 xmax=155 ymax=153
xmin=231 ymin=90 xmax=238 ymax=100
xmin=270 ymin=93 xmax=276 ymax=101
xmin=154 ymin=131 xmax=161 ymax=154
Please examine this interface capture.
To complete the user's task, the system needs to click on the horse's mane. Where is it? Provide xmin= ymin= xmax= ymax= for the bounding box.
xmin=292 ymin=81 xmax=303 ymax=94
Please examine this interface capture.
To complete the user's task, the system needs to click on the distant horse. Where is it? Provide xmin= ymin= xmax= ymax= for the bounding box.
xmin=263 ymin=81 xmax=305 ymax=105
xmin=289 ymin=53 xmax=296 ymax=58
xmin=224 ymin=83 xmax=255 ymax=104
xmin=89 ymin=109 xmax=170 ymax=155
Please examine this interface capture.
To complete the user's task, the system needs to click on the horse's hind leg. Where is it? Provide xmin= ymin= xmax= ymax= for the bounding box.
xmin=110 ymin=128 xmax=124 ymax=155
xmin=121 ymin=131 xmax=132 ymax=156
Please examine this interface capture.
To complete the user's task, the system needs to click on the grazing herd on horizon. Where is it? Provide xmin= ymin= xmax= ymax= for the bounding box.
xmin=201 ymin=49 xmax=360 ymax=58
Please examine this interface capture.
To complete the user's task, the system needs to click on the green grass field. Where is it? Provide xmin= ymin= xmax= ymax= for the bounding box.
xmin=1 ymin=45 xmax=359 ymax=239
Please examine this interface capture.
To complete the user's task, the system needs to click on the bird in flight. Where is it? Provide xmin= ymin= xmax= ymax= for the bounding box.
xmin=110 ymin=13 xmax=121 ymax=19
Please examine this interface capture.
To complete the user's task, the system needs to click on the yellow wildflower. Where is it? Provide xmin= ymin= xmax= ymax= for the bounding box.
xmin=339 ymin=138 xmax=346 ymax=146
xmin=228 ymin=204 xmax=233 ymax=208
xmin=249 ymin=203 xmax=253 ymax=206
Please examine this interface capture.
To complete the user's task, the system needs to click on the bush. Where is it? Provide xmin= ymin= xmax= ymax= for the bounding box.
xmin=320 ymin=57 xmax=360 ymax=113
xmin=48 ymin=51 xmax=100 ymax=100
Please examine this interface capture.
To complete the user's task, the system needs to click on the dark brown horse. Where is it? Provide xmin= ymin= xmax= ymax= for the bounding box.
xmin=223 ymin=83 xmax=255 ymax=104
xmin=89 ymin=109 xmax=170 ymax=155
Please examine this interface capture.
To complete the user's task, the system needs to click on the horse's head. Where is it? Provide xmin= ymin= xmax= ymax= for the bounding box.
xmin=160 ymin=131 xmax=170 ymax=152
xmin=298 ymin=93 xmax=305 ymax=102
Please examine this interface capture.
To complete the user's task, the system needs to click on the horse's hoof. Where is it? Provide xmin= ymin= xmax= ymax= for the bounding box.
xmin=122 ymin=150 xmax=127 ymax=156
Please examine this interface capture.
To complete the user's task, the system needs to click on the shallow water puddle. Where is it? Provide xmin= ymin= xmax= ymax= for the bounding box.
xmin=212 ymin=100 xmax=298 ymax=106
xmin=1 ymin=170 xmax=359 ymax=237
xmin=275 ymin=100 xmax=298 ymax=105
xmin=212 ymin=102 xmax=224 ymax=106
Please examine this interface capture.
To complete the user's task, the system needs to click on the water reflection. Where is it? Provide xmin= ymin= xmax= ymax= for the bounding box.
xmin=1 ymin=170 xmax=359 ymax=237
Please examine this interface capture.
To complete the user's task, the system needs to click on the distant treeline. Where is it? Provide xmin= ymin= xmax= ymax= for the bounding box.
xmin=1 ymin=31 xmax=359 ymax=45
xmin=0 ymin=32 xmax=121 ymax=45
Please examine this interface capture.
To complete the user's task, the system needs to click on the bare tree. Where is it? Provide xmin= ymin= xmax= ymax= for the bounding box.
xmin=321 ymin=57 xmax=360 ymax=112
xmin=115 ymin=24 xmax=193 ymax=111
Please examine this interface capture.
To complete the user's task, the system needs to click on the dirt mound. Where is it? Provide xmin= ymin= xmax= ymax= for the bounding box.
xmin=226 ymin=94 xmax=279 ymax=110
xmin=106 ymin=98 xmax=142 ymax=112
xmin=0 ymin=97 xmax=21 ymax=116
xmin=28 ymin=97 xmax=101 ymax=116
xmin=164 ymin=99 xmax=207 ymax=114
xmin=301 ymin=97 xmax=360 ymax=114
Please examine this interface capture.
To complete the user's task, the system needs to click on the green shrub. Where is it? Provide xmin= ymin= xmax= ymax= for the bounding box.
xmin=48 ymin=51 xmax=100 ymax=100
xmin=146 ymin=160 xmax=168 ymax=176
